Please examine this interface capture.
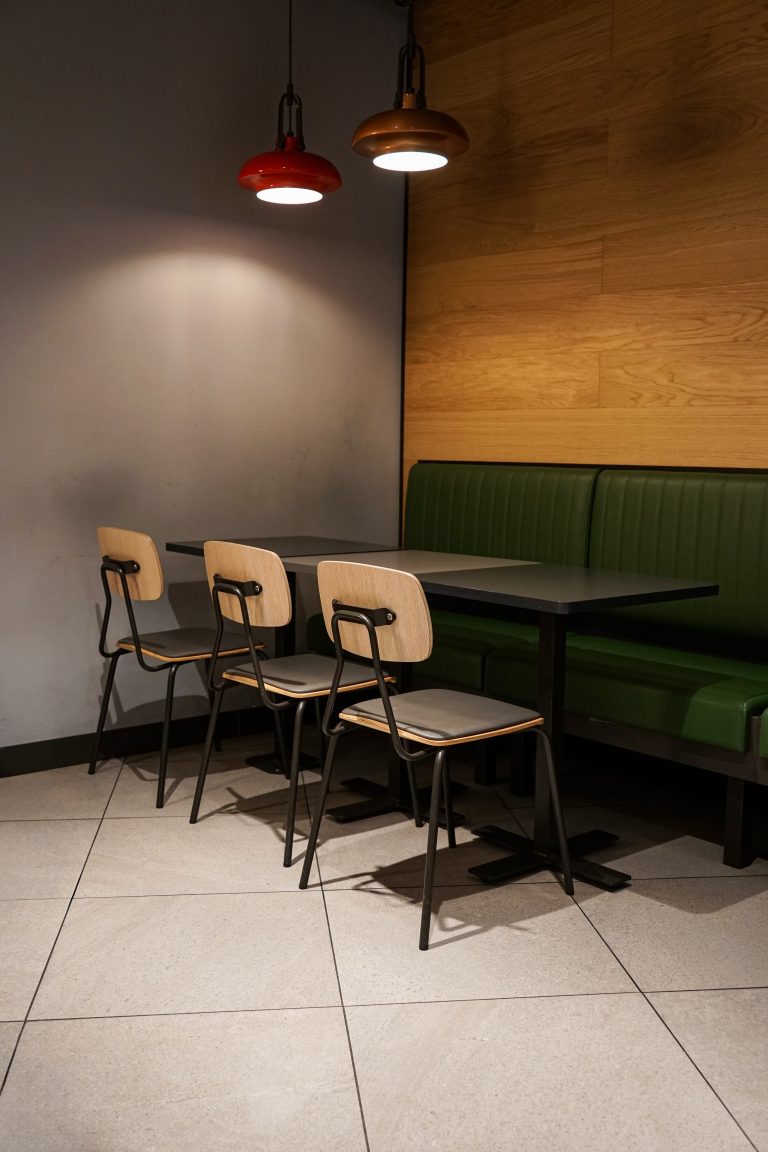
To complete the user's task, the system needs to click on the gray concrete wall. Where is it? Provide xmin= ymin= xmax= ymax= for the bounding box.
xmin=0 ymin=0 xmax=405 ymax=747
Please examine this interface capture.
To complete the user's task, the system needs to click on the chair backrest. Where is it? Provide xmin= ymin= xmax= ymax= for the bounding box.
xmin=317 ymin=560 xmax=433 ymax=663
xmin=97 ymin=527 xmax=164 ymax=601
xmin=203 ymin=541 xmax=292 ymax=629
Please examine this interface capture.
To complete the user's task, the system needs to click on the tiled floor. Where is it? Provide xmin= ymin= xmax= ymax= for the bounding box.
xmin=0 ymin=731 xmax=766 ymax=1151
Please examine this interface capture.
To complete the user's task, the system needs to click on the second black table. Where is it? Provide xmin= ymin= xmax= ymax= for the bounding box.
xmin=417 ymin=563 xmax=719 ymax=890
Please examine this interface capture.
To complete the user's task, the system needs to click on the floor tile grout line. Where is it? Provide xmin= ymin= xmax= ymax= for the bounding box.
xmin=314 ymin=839 xmax=372 ymax=1152
xmin=9 ymin=870 xmax=768 ymax=903
xmin=7 ymin=985 xmax=768 ymax=1030
xmin=573 ymin=896 xmax=761 ymax=1150
xmin=17 ymin=1004 xmax=357 ymax=1025
xmin=0 ymin=757 xmax=126 ymax=1097
xmin=642 ymin=993 xmax=761 ymax=1150
xmin=0 ymin=818 xmax=103 ymax=826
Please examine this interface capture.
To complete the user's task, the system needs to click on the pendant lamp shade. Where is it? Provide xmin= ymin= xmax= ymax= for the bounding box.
xmin=352 ymin=95 xmax=468 ymax=172
xmin=239 ymin=134 xmax=342 ymax=203
xmin=352 ymin=2 xmax=468 ymax=173
xmin=239 ymin=1 xmax=341 ymax=205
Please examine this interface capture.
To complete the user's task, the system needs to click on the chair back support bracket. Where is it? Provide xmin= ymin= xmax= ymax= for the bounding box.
xmin=325 ymin=604 xmax=428 ymax=764
xmin=331 ymin=599 xmax=396 ymax=626
xmin=213 ymin=574 xmax=262 ymax=597
xmin=208 ymin=574 xmax=291 ymax=713
xmin=98 ymin=555 xmax=158 ymax=669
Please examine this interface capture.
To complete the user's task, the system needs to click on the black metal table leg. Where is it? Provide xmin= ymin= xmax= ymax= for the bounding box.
xmin=469 ymin=614 xmax=632 ymax=892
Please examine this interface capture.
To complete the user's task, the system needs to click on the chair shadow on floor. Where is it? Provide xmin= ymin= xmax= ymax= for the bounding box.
xmin=304 ymin=833 xmax=569 ymax=950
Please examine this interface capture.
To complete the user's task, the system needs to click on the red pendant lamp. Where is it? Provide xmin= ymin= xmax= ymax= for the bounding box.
xmin=238 ymin=0 xmax=341 ymax=204
xmin=352 ymin=0 xmax=468 ymax=172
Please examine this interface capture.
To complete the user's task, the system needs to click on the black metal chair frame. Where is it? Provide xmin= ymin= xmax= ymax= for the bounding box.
xmin=89 ymin=555 xmax=223 ymax=808
xmin=191 ymin=574 xmax=328 ymax=865
xmin=300 ymin=601 xmax=573 ymax=950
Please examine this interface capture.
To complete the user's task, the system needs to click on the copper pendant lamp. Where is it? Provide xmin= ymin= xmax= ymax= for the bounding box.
xmin=238 ymin=0 xmax=341 ymax=204
xmin=352 ymin=0 xmax=469 ymax=172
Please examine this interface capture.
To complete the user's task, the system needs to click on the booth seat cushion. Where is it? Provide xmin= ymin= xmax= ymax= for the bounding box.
xmin=404 ymin=461 xmax=599 ymax=564
xmin=415 ymin=611 xmax=538 ymax=690
xmin=485 ymin=635 xmax=768 ymax=754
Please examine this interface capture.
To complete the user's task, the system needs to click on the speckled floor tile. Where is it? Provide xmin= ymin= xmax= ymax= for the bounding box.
xmin=77 ymin=810 xmax=314 ymax=897
xmin=346 ymin=995 xmax=753 ymax=1151
xmin=0 ymin=901 xmax=68 ymax=1020
xmin=0 ymin=820 xmax=98 ymax=899
xmin=324 ymin=883 xmax=633 ymax=1004
xmin=0 ymin=762 xmax=120 ymax=821
xmin=578 ymin=876 xmax=768 ymax=990
xmin=104 ymin=729 xmax=302 ymax=819
xmin=650 ymin=988 xmax=768 ymax=1151
xmin=0 ymin=1009 xmax=365 ymax=1151
xmin=0 ymin=1023 xmax=21 ymax=1081
xmin=30 ymin=892 xmax=339 ymax=1019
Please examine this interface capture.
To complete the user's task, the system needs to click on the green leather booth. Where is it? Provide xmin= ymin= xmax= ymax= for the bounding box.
xmin=307 ymin=462 xmax=768 ymax=866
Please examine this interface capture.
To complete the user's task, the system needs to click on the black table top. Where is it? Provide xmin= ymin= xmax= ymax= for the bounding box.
xmin=417 ymin=563 xmax=719 ymax=615
xmin=282 ymin=548 xmax=534 ymax=576
xmin=165 ymin=535 xmax=396 ymax=559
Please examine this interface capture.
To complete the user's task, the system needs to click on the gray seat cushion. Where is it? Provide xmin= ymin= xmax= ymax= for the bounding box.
xmin=224 ymin=653 xmax=387 ymax=698
xmin=341 ymin=688 xmax=542 ymax=745
xmin=118 ymin=627 xmax=249 ymax=662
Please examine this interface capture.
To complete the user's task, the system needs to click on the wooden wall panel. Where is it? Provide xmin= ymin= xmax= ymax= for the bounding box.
xmin=603 ymin=212 xmax=768 ymax=293
xmin=404 ymin=0 xmax=768 ymax=479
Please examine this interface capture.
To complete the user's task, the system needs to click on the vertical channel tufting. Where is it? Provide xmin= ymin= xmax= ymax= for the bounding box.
xmin=403 ymin=462 xmax=600 ymax=563
xmin=590 ymin=469 xmax=768 ymax=641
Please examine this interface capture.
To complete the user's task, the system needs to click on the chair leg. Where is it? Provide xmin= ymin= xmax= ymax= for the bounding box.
xmin=274 ymin=709 xmax=290 ymax=779
xmin=204 ymin=660 xmax=222 ymax=753
xmin=314 ymin=697 xmax=327 ymax=765
xmin=284 ymin=700 xmax=307 ymax=867
xmin=156 ymin=663 xmax=180 ymax=809
xmin=190 ymin=685 xmax=226 ymax=824
xmin=89 ymin=652 xmax=123 ymax=774
xmin=406 ymin=759 xmax=423 ymax=827
xmin=299 ymin=732 xmax=341 ymax=889
xmin=534 ymin=729 xmax=573 ymax=895
xmin=441 ymin=754 xmax=456 ymax=849
xmin=420 ymin=749 xmax=445 ymax=951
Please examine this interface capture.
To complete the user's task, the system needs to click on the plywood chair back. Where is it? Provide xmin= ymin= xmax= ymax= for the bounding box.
xmin=97 ymin=527 xmax=164 ymax=601
xmin=318 ymin=561 xmax=433 ymax=664
xmin=203 ymin=541 xmax=292 ymax=629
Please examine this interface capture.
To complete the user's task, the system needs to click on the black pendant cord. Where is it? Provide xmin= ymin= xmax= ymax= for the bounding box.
xmin=394 ymin=0 xmax=425 ymax=108
xmin=287 ymin=0 xmax=294 ymax=100
xmin=277 ymin=0 xmax=304 ymax=149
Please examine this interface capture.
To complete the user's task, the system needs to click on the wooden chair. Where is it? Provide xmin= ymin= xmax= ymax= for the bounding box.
xmin=299 ymin=560 xmax=573 ymax=950
xmin=90 ymin=527 xmax=251 ymax=807
xmin=190 ymin=542 xmax=395 ymax=865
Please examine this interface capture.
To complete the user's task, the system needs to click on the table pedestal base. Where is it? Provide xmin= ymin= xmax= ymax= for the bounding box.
xmin=327 ymin=776 xmax=466 ymax=830
xmin=469 ymin=825 xmax=630 ymax=891
xmin=244 ymin=750 xmax=319 ymax=774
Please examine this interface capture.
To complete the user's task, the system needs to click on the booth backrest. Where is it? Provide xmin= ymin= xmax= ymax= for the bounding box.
xmin=404 ymin=462 xmax=599 ymax=565
xmin=588 ymin=469 xmax=768 ymax=643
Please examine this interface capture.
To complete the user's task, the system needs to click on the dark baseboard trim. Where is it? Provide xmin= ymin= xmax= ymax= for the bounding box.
xmin=0 ymin=707 xmax=273 ymax=778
